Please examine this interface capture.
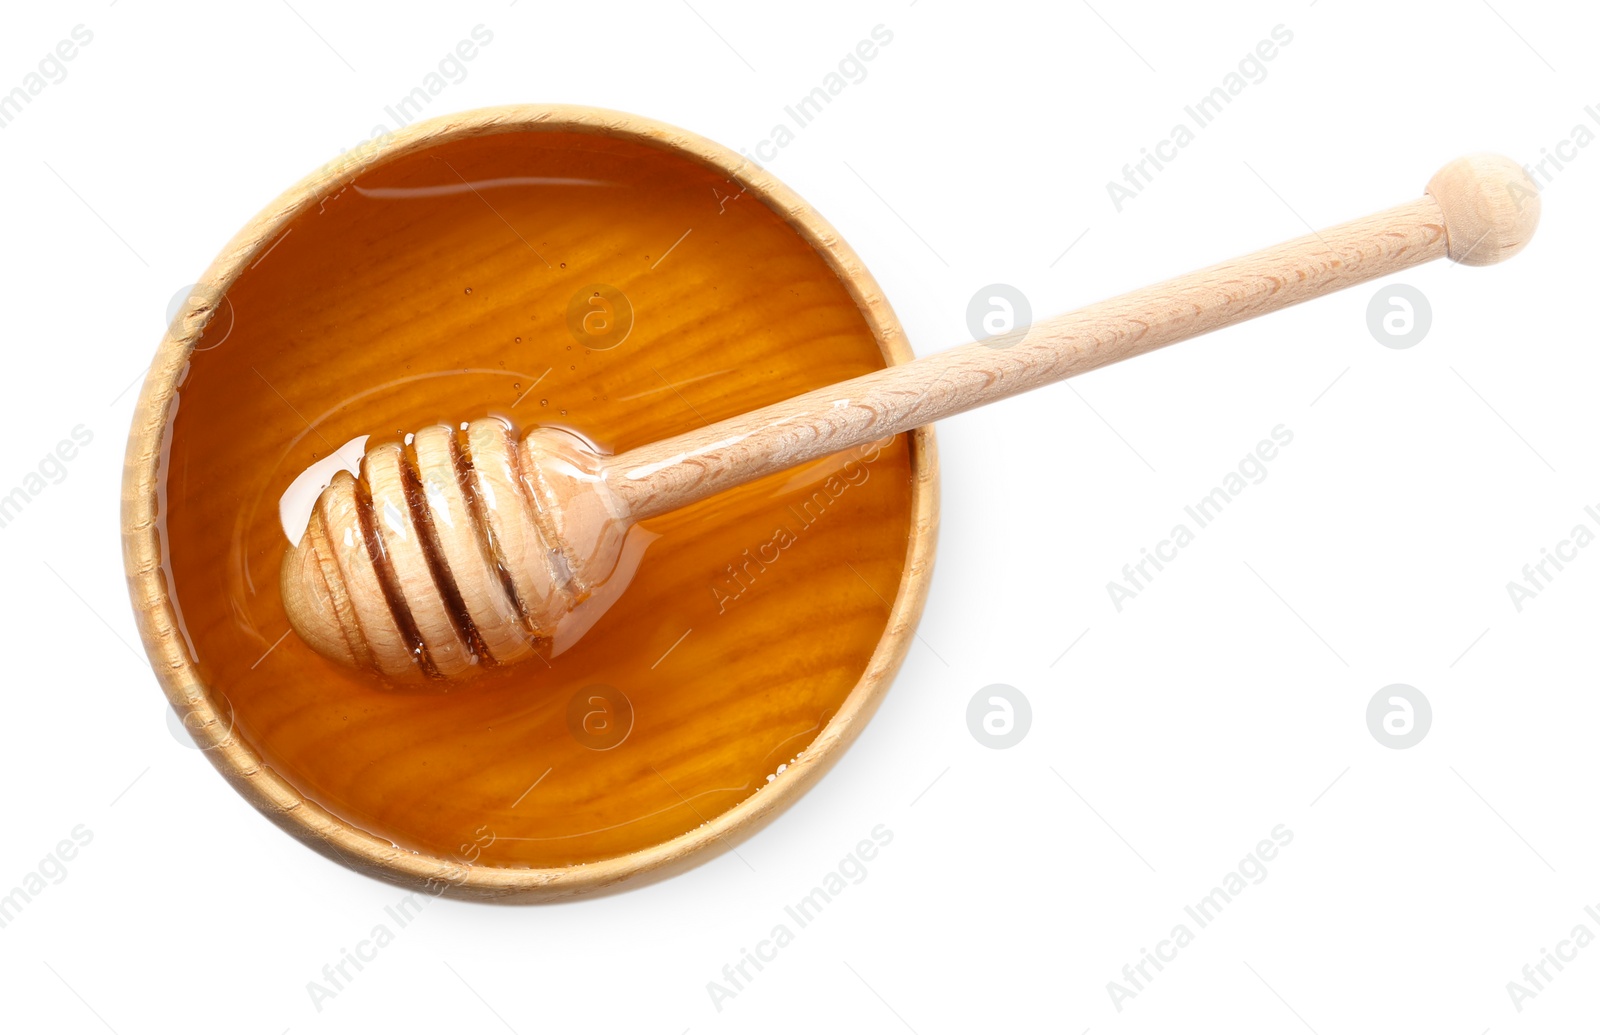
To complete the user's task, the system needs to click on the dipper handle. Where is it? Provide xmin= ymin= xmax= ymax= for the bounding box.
xmin=283 ymin=155 xmax=1541 ymax=682
xmin=604 ymin=155 xmax=1540 ymax=521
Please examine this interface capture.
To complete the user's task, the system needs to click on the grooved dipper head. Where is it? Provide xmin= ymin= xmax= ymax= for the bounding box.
xmin=280 ymin=419 xmax=631 ymax=683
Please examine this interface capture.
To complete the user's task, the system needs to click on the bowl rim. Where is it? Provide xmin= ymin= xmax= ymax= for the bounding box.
xmin=121 ymin=103 xmax=938 ymax=902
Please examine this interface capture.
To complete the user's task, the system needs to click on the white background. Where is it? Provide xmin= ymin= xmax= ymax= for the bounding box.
xmin=1 ymin=1 xmax=1596 ymax=1031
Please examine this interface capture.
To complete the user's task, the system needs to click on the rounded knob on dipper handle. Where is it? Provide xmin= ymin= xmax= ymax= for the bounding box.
xmin=1425 ymin=153 xmax=1541 ymax=266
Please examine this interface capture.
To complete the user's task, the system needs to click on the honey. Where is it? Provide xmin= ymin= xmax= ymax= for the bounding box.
xmin=159 ymin=128 xmax=916 ymax=870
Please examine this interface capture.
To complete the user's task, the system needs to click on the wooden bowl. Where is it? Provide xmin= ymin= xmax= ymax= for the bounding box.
xmin=121 ymin=105 xmax=937 ymax=901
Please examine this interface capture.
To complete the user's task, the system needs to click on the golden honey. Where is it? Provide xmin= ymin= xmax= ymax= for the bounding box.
xmin=160 ymin=128 xmax=914 ymax=869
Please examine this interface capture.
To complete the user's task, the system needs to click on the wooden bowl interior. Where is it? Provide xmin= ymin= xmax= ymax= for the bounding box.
xmin=131 ymin=111 xmax=933 ymax=897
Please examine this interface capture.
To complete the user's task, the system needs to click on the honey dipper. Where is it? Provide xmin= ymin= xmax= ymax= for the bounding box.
xmin=282 ymin=155 xmax=1539 ymax=682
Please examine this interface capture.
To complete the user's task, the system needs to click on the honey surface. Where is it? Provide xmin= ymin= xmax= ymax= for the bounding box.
xmin=161 ymin=129 xmax=915 ymax=869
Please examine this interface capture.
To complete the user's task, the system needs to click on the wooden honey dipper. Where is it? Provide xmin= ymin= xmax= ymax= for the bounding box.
xmin=282 ymin=155 xmax=1539 ymax=683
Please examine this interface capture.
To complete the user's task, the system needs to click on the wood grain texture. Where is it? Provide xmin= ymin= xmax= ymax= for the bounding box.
xmin=285 ymin=154 xmax=1541 ymax=680
xmin=1426 ymin=153 xmax=1542 ymax=265
xmin=609 ymin=159 xmax=1539 ymax=520
xmin=121 ymin=105 xmax=937 ymax=901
